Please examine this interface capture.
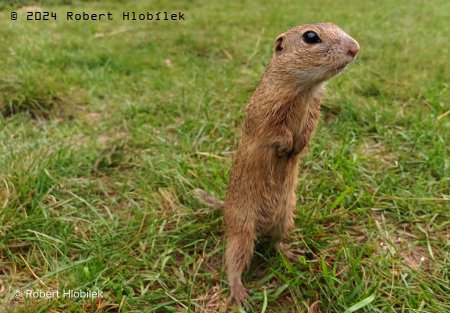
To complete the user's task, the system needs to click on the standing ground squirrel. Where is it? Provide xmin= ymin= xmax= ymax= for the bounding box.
xmin=195 ymin=22 xmax=359 ymax=306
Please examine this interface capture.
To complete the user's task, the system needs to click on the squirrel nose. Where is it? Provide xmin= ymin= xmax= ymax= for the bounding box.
xmin=347 ymin=42 xmax=360 ymax=58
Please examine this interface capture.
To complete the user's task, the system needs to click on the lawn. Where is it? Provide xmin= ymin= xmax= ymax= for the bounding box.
xmin=0 ymin=0 xmax=449 ymax=312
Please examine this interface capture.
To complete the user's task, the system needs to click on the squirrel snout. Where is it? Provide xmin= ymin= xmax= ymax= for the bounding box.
xmin=347 ymin=42 xmax=360 ymax=58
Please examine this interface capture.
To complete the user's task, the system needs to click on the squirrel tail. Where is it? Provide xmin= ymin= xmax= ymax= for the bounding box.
xmin=192 ymin=188 xmax=224 ymax=209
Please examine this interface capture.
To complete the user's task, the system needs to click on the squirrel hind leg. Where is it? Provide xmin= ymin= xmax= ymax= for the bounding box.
xmin=225 ymin=231 xmax=255 ymax=306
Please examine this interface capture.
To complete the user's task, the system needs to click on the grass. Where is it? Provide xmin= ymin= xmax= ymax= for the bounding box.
xmin=0 ymin=0 xmax=449 ymax=312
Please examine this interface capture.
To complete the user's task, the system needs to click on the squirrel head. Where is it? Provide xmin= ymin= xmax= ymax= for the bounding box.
xmin=269 ymin=23 xmax=359 ymax=88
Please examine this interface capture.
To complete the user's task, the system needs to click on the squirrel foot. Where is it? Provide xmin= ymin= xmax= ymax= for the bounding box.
xmin=277 ymin=242 xmax=306 ymax=262
xmin=227 ymin=283 xmax=251 ymax=307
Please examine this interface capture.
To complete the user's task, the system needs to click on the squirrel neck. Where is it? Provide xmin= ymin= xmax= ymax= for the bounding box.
xmin=244 ymin=68 xmax=324 ymax=129
xmin=260 ymin=61 xmax=324 ymax=103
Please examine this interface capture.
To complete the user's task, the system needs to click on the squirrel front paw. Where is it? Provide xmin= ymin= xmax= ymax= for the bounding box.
xmin=273 ymin=128 xmax=294 ymax=157
xmin=275 ymin=142 xmax=292 ymax=157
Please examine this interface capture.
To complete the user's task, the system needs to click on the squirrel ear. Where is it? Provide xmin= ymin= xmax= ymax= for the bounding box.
xmin=273 ymin=33 xmax=286 ymax=56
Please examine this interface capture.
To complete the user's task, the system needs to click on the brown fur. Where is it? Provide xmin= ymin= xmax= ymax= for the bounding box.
xmin=195 ymin=23 xmax=359 ymax=306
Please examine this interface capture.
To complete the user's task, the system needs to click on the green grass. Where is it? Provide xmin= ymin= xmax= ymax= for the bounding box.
xmin=0 ymin=0 xmax=449 ymax=312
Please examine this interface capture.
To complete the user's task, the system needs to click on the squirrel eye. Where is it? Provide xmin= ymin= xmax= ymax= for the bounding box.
xmin=302 ymin=31 xmax=321 ymax=44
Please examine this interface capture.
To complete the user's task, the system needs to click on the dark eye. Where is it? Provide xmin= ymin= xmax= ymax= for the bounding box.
xmin=302 ymin=31 xmax=321 ymax=44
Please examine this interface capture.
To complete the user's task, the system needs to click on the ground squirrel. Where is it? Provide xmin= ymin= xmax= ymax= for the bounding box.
xmin=195 ymin=22 xmax=359 ymax=306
